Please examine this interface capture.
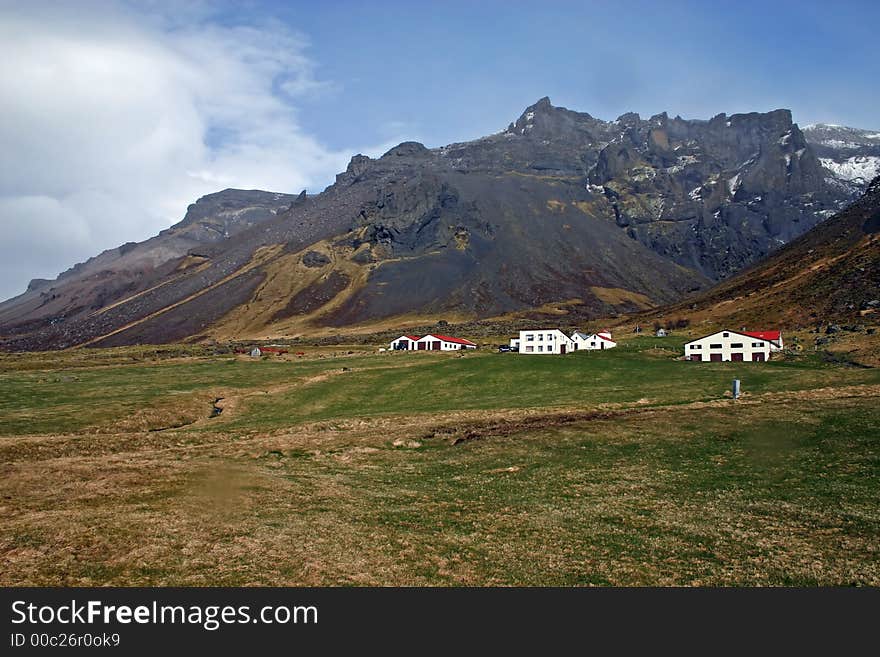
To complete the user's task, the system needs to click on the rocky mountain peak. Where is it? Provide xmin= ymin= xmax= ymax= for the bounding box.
xmin=505 ymin=96 xmax=596 ymax=138
xmin=382 ymin=141 xmax=431 ymax=158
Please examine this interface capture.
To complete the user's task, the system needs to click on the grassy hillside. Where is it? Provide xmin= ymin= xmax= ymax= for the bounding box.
xmin=2 ymin=339 xmax=878 ymax=585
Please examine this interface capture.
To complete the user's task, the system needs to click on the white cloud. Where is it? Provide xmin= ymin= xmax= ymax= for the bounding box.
xmin=0 ymin=2 xmax=377 ymax=301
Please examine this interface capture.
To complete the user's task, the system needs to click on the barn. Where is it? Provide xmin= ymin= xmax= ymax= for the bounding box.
xmin=389 ymin=334 xmax=477 ymax=351
xmin=390 ymin=335 xmax=421 ymax=350
xmin=684 ymin=329 xmax=781 ymax=362
xmin=416 ymin=334 xmax=477 ymax=351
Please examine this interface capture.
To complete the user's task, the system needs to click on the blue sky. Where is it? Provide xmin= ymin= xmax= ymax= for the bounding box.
xmin=1 ymin=0 xmax=878 ymax=300
xmin=232 ymin=0 xmax=880 ymax=149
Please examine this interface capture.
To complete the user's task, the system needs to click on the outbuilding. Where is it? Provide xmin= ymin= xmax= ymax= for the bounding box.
xmin=390 ymin=335 xmax=421 ymax=350
xmin=415 ymin=334 xmax=477 ymax=351
xmin=389 ymin=334 xmax=477 ymax=351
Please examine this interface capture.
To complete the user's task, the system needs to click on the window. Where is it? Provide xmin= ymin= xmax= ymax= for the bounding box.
xmin=538 ymin=345 xmax=543 ymax=352
xmin=752 ymin=342 xmax=762 ymax=347
xmin=538 ymin=334 xmax=543 ymax=341
xmin=731 ymin=343 xmax=743 ymax=348
xmin=525 ymin=346 xmax=534 ymax=352
xmin=527 ymin=334 xmax=534 ymax=341
xmin=590 ymin=342 xmax=596 ymax=347
xmin=723 ymin=332 xmax=729 ymax=337
xmin=709 ymin=343 xmax=722 ymax=349
xmin=690 ymin=344 xmax=702 ymax=350
xmin=547 ymin=334 xmax=553 ymax=340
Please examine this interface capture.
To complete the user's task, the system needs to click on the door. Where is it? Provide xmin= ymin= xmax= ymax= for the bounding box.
xmin=752 ymin=352 xmax=765 ymax=362
xmin=418 ymin=342 xmax=426 ymax=350
xmin=731 ymin=353 xmax=743 ymax=362
xmin=560 ymin=344 xmax=566 ymax=355
xmin=710 ymin=353 xmax=722 ymax=362
xmin=432 ymin=341 xmax=440 ymax=351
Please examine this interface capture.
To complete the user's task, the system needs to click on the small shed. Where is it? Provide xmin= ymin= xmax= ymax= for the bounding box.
xmin=655 ymin=328 xmax=667 ymax=337
xmin=250 ymin=347 xmax=262 ymax=358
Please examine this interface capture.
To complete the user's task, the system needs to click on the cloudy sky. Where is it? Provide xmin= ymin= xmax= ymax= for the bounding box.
xmin=2 ymin=0 xmax=878 ymax=301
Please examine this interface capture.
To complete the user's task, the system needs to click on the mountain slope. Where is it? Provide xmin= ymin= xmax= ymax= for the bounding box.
xmin=0 ymin=99 xmax=862 ymax=350
xmin=649 ymin=175 xmax=880 ymax=327
xmin=0 ymin=189 xmax=298 ymax=335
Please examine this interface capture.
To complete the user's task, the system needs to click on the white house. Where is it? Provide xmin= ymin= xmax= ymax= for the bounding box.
xmin=683 ymin=329 xmax=781 ymax=362
xmin=390 ymin=335 xmax=421 ymax=350
xmin=571 ymin=329 xmax=617 ymax=351
xmin=390 ymin=334 xmax=477 ymax=351
xmin=518 ymin=329 xmax=576 ymax=354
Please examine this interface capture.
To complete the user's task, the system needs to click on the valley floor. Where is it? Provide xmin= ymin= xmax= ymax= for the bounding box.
xmin=1 ymin=336 xmax=878 ymax=585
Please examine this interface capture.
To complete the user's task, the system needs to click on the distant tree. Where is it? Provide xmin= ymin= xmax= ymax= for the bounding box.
xmin=675 ymin=318 xmax=690 ymax=329
xmin=653 ymin=321 xmax=662 ymax=331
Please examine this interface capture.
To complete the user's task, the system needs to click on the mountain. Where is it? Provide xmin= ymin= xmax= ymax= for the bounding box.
xmin=646 ymin=175 xmax=880 ymax=328
xmin=0 ymin=189 xmax=298 ymax=340
xmin=0 ymin=99 xmax=862 ymax=350
xmin=803 ymin=123 xmax=880 ymax=193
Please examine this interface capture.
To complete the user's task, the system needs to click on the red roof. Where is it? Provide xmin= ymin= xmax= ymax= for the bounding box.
xmin=403 ymin=335 xmax=420 ymax=341
xmin=423 ymin=334 xmax=476 ymax=346
xmin=597 ymin=334 xmax=615 ymax=343
xmin=743 ymin=330 xmax=781 ymax=343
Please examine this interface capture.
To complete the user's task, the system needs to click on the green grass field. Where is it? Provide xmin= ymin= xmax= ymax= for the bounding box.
xmin=1 ymin=337 xmax=878 ymax=585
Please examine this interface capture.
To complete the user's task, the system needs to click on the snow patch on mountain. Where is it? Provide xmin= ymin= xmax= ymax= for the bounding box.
xmin=819 ymin=156 xmax=880 ymax=183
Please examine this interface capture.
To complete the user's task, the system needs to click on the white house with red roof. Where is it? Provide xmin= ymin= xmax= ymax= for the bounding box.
xmin=390 ymin=334 xmax=477 ymax=351
xmin=517 ymin=329 xmax=577 ymax=354
xmin=571 ymin=329 xmax=618 ymax=351
xmin=683 ymin=329 xmax=782 ymax=362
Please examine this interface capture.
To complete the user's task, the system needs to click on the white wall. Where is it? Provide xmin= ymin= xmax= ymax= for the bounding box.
xmin=518 ymin=329 xmax=575 ymax=354
xmin=684 ymin=330 xmax=771 ymax=362
xmin=571 ymin=333 xmax=617 ymax=350
xmin=390 ymin=337 xmax=417 ymax=350
xmin=415 ymin=335 xmax=476 ymax=351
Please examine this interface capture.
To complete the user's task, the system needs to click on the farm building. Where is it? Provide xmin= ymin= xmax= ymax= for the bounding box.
xmin=571 ymin=329 xmax=617 ymax=350
xmin=683 ymin=329 xmax=782 ymax=362
xmin=389 ymin=334 xmax=477 ymax=351
xmin=390 ymin=335 xmax=421 ymax=350
xmin=518 ymin=329 xmax=576 ymax=354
